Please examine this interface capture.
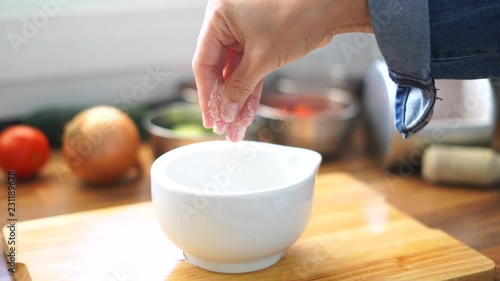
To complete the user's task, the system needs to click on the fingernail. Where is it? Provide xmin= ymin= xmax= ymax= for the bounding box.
xmin=202 ymin=118 xmax=210 ymax=129
xmin=221 ymin=102 xmax=240 ymax=122
xmin=213 ymin=121 xmax=227 ymax=135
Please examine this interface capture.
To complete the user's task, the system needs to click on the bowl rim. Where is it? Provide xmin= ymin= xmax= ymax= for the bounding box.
xmin=142 ymin=103 xmax=221 ymax=140
xmin=150 ymin=140 xmax=321 ymax=197
xmin=257 ymin=89 xmax=359 ymax=121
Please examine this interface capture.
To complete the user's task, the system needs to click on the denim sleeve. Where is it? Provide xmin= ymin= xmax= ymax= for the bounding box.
xmin=367 ymin=0 xmax=500 ymax=138
xmin=367 ymin=0 xmax=436 ymax=138
xmin=429 ymin=0 xmax=500 ymax=79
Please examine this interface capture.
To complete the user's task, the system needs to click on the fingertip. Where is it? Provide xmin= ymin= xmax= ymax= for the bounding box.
xmin=202 ymin=111 xmax=213 ymax=128
xmin=226 ymin=124 xmax=247 ymax=142
xmin=213 ymin=121 xmax=227 ymax=135
xmin=236 ymin=126 xmax=247 ymax=141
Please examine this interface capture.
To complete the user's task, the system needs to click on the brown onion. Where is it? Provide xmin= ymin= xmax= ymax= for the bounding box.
xmin=62 ymin=106 xmax=140 ymax=184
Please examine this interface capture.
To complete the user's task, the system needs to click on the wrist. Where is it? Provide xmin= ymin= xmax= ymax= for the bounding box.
xmin=326 ymin=0 xmax=373 ymax=35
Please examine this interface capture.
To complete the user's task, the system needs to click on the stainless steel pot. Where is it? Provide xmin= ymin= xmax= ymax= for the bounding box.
xmin=363 ymin=61 xmax=497 ymax=169
xmin=257 ymin=90 xmax=359 ymax=156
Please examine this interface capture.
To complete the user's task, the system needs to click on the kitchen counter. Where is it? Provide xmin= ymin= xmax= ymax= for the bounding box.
xmin=1 ymin=121 xmax=499 ymax=280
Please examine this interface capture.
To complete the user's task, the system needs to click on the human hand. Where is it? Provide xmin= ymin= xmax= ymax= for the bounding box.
xmin=192 ymin=0 xmax=372 ymax=141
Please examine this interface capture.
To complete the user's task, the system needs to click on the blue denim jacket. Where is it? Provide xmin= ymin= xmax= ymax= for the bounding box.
xmin=368 ymin=0 xmax=500 ymax=138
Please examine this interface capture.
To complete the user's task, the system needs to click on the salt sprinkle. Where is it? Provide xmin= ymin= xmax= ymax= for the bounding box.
xmin=213 ymin=121 xmax=228 ymax=135
xmin=207 ymin=79 xmax=256 ymax=141
xmin=208 ymin=79 xmax=224 ymax=124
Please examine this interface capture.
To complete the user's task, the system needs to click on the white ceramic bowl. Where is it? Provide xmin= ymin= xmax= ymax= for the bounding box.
xmin=150 ymin=141 xmax=322 ymax=273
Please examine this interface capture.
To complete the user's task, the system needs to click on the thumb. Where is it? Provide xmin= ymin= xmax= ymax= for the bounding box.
xmin=220 ymin=54 xmax=266 ymax=123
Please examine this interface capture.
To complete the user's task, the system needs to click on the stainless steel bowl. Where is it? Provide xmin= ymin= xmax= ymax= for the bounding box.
xmin=144 ymin=103 xmax=262 ymax=158
xmin=257 ymin=90 xmax=358 ymax=156
xmin=143 ymin=103 xmax=223 ymax=158
xmin=178 ymin=81 xmax=199 ymax=103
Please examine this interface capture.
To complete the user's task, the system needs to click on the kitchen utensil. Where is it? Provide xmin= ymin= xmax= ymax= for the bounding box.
xmin=257 ymin=90 xmax=358 ymax=156
xmin=143 ymin=103 xmax=222 ymax=158
xmin=150 ymin=141 xmax=322 ymax=273
xmin=143 ymin=102 xmax=263 ymax=158
xmin=273 ymin=64 xmax=359 ymax=94
xmin=422 ymin=144 xmax=500 ymax=185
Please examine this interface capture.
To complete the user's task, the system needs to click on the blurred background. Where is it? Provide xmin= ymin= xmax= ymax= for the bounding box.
xmin=1 ymin=2 xmax=500 ymax=279
xmin=0 ymin=0 xmax=377 ymax=121
xmin=1 ymin=0 xmax=499 ymax=179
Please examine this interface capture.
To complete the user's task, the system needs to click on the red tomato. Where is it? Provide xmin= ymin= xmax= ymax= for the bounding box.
xmin=280 ymin=104 xmax=317 ymax=117
xmin=0 ymin=125 xmax=51 ymax=179
xmin=291 ymin=105 xmax=315 ymax=117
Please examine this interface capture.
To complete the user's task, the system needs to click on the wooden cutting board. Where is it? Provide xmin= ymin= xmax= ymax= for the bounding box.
xmin=2 ymin=173 xmax=495 ymax=281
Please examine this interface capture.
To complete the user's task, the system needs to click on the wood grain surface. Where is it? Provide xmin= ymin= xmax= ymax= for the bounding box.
xmin=2 ymin=173 xmax=496 ymax=281
xmin=0 ymin=121 xmax=499 ymax=280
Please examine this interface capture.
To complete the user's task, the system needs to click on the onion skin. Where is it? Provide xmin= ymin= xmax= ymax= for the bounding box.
xmin=62 ymin=106 xmax=140 ymax=184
